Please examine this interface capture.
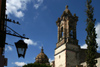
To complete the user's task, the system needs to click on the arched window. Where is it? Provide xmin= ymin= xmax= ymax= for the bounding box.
xmin=61 ymin=27 xmax=63 ymax=37
xmin=70 ymin=30 xmax=73 ymax=38
xmin=60 ymin=27 xmax=63 ymax=40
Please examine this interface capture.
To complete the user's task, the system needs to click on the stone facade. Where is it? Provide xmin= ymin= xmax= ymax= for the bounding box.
xmin=55 ymin=43 xmax=66 ymax=67
xmin=53 ymin=5 xmax=100 ymax=67
xmin=80 ymin=58 xmax=100 ymax=67
xmin=55 ymin=5 xmax=80 ymax=67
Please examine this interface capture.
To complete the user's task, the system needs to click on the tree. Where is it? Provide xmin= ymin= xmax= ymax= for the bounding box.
xmin=23 ymin=63 xmax=51 ymax=67
xmin=85 ymin=0 xmax=98 ymax=67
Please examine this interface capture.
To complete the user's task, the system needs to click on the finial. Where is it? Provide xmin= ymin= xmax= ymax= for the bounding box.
xmin=58 ymin=17 xmax=60 ymax=20
xmin=41 ymin=46 xmax=44 ymax=53
xmin=66 ymin=5 xmax=68 ymax=9
xmin=74 ymin=13 xmax=76 ymax=16
xmin=56 ymin=17 xmax=61 ymax=22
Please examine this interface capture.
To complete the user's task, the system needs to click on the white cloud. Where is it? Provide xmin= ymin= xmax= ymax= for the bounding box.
xmin=39 ymin=46 xmax=44 ymax=49
xmin=81 ymin=23 xmax=100 ymax=51
xmin=49 ymin=58 xmax=54 ymax=63
xmin=81 ymin=44 xmax=87 ymax=49
xmin=12 ymin=62 xmax=26 ymax=66
xmin=33 ymin=0 xmax=43 ymax=9
xmin=34 ymin=4 xmax=40 ymax=9
xmin=24 ymin=39 xmax=37 ymax=46
xmin=8 ymin=46 xmax=12 ymax=51
xmin=6 ymin=0 xmax=31 ymax=18
xmin=5 ymin=46 xmax=12 ymax=51
xmin=34 ymin=13 xmax=39 ymax=20
xmin=95 ymin=23 xmax=100 ymax=51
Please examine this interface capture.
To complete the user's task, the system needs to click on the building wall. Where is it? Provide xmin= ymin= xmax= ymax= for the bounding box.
xmin=55 ymin=43 xmax=80 ymax=67
xmin=80 ymin=58 xmax=100 ymax=67
xmin=55 ymin=44 xmax=66 ymax=67
xmin=55 ymin=43 xmax=66 ymax=54
xmin=96 ymin=58 xmax=100 ymax=67
xmin=55 ymin=50 xmax=66 ymax=67
xmin=50 ymin=61 xmax=55 ymax=67
xmin=66 ymin=43 xmax=79 ymax=51
xmin=66 ymin=43 xmax=80 ymax=67
xmin=66 ymin=50 xmax=79 ymax=67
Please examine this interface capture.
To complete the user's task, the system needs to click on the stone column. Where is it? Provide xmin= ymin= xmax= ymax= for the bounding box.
xmin=58 ymin=26 xmax=60 ymax=42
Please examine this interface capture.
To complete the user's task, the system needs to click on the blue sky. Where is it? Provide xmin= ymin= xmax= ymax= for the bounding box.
xmin=4 ymin=0 xmax=100 ymax=67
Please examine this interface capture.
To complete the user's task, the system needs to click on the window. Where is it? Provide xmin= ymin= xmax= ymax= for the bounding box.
xmin=70 ymin=30 xmax=73 ymax=38
xmin=61 ymin=27 xmax=63 ymax=37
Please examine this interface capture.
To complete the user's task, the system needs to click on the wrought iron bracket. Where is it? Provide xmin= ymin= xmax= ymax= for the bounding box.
xmin=6 ymin=25 xmax=29 ymax=39
xmin=5 ymin=43 xmax=14 ymax=46
xmin=5 ymin=15 xmax=20 ymax=25
xmin=4 ymin=15 xmax=29 ymax=39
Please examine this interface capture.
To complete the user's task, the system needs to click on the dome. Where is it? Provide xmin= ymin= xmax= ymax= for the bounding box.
xmin=35 ymin=47 xmax=49 ymax=64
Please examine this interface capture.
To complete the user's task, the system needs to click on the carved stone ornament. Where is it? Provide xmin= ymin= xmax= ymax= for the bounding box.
xmin=64 ymin=5 xmax=72 ymax=16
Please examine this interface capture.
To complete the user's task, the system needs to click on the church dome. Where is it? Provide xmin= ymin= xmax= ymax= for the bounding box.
xmin=35 ymin=47 xmax=49 ymax=64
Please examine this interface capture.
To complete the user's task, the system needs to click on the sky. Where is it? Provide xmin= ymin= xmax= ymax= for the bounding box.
xmin=3 ymin=0 xmax=100 ymax=67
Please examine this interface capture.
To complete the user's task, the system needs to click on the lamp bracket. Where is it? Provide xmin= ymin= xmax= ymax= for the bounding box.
xmin=5 ymin=15 xmax=20 ymax=25
xmin=6 ymin=25 xmax=29 ymax=39
xmin=5 ymin=43 xmax=14 ymax=46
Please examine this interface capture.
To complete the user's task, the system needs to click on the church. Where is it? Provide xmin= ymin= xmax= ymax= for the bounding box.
xmin=34 ymin=5 xmax=100 ymax=67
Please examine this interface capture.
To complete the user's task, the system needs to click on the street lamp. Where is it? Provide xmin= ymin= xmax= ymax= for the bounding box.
xmin=15 ymin=40 xmax=28 ymax=58
xmin=0 ymin=0 xmax=29 ymax=66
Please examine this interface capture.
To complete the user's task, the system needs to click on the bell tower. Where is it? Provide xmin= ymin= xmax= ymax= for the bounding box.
xmin=54 ymin=6 xmax=80 ymax=67
xmin=56 ymin=6 xmax=78 ymax=47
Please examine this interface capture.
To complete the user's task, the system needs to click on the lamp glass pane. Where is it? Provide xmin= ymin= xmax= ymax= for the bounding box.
xmin=18 ymin=48 xmax=25 ymax=55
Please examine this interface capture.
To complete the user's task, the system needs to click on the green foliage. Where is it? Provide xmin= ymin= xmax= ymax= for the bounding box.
xmin=85 ymin=0 xmax=98 ymax=67
xmin=23 ymin=63 xmax=51 ymax=67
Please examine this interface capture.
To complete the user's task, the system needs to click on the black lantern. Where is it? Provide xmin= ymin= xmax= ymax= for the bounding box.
xmin=15 ymin=40 xmax=28 ymax=58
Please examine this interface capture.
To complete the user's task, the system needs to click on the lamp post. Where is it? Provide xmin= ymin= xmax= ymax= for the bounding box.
xmin=0 ymin=0 xmax=6 ymax=55
xmin=0 ymin=0 xmax=7 ymax=67
xmin=0 ymin=0 xmax=29 ymax=67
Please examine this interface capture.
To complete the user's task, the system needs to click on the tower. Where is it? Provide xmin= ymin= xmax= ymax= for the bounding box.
xmin=54 ymin=6 xmax=80 ymax=67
